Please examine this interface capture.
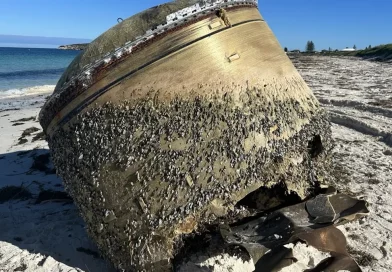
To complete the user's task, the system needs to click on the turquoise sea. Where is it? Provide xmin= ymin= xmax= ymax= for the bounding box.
xmin=0 ymin=47 xmax=80 ymax=95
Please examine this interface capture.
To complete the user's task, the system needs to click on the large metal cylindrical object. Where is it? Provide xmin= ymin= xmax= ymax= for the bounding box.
xmin=40 ymin=1 xmax=332 ymax=270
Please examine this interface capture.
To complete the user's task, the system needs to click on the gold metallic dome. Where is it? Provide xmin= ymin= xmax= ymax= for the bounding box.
xmin=40 ymin=1 xmax=333 ymax=270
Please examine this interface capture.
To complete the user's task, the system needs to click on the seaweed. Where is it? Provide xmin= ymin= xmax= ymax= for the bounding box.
xmin=12 ymin=117 xmax=35 ymax=123
xmin=21 ymin=127 xmax=40 ymax=137
xmin=32 ymin=132 xmax=46 ymax=142
xmin=12 ymin=122 xmax=25 ymax=126
xmin=17 ymin=127 xmax=41 ymax=145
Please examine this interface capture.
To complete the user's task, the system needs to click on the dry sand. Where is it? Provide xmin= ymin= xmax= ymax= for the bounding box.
xmin=292 ymin=55 xmax=392 ymax=272
xmin=0 ymin=56 xmax=391 ymax=271
xmin=0 ymin=90 xmax=116 ymax=272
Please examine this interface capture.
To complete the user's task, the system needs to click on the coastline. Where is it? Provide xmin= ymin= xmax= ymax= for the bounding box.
xmin=0 ymin=85 xmax=55 ymax=114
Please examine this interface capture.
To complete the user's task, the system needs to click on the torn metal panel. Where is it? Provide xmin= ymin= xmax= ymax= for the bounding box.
xmin=220 ymin=191 xmax=368 ymax=271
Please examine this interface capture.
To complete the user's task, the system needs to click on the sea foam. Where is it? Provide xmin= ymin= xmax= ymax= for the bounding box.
xmin=0 ymin=85 xmax=55 ymax=99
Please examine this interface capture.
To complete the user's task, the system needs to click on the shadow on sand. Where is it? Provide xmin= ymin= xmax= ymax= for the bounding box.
xmin=0 ymin=149 xmax=116 ymax=271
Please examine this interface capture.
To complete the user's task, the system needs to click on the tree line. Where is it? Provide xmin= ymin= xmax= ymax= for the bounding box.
xmin=283 ymin=41 xmax=373 ymax=53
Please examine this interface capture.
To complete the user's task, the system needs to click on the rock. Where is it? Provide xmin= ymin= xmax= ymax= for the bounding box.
xmin=58 ymin=44 xmax=88 ymax=50
xmin=383 ymin=149 xmax=392 ymax=156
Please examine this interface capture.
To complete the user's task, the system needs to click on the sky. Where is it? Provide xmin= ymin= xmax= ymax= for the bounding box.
xmin=0 ymin=0 xmax=391 ymax=50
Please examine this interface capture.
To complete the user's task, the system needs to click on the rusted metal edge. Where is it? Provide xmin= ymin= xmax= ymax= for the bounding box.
xmin=46 ymin=18 xmax=264 ymax=135
xmin=40 ymin=3 xmax=259 ymax=133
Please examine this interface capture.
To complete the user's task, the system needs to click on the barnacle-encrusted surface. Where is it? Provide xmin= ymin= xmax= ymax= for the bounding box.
xmin=41 ymin=1 xmax=334 ymax=270
xmin=48 ymin=89 xmax=332 ymax=270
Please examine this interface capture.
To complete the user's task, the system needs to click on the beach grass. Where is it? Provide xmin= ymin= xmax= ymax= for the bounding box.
xmin=356 ymin=44 xmax=392 ymax=59
xmin=315 ymin=43 xmax=392 ymax=60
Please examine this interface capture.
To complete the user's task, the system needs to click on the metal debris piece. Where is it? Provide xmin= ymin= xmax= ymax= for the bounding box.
xmin=293 ymin=226 xmax=362 ymax=272
xmin=220 ymin=190 xmax=368 ymax=271
xmin=254 ymin=245 xmax=296 ymax=272
xmin=185 ymin=174 xmax=194 ymax=187
xmin=305 ymin=194 xmax=336 ymax=223
xmin=306 ymin=193 xmax=369 ymax=224
xmin=228 ymin=54 xmax=240 ymax=62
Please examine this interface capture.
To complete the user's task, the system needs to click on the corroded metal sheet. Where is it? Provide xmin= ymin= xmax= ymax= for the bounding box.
xmin=220 ymin=192 xmax=368 ymax=271
xmin=39 ymin=1 xmax=334 ymax=271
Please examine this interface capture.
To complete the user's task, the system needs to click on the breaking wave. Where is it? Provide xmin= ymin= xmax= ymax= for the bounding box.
xmin=0 ymin=85 xmax=55 ymax=99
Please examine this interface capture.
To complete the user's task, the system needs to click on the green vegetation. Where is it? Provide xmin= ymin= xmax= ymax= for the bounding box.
xmin=319 ymin=50 xmax=357 ymax=57
xmin=355 ymin=44 xmax=392 ymax=60
xmin=306 ymin=41 xmax=315 ymax=52
xmin=58 ymin=43 xmax=89 ymax=50
xmin=317 ymin=43 xmax=392 ymax=61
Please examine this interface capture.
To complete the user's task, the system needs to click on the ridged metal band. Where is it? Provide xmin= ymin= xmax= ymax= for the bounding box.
xmin=43 ymin=6 xmax=265 ymax=134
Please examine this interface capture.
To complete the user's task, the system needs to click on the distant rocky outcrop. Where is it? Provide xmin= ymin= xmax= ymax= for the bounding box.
xmin=58 ymin=43 xmax=89 ymax=50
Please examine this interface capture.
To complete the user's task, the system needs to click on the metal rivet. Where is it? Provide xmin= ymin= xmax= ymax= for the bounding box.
xmin=228 ymin=54 xmax=240 ymax=62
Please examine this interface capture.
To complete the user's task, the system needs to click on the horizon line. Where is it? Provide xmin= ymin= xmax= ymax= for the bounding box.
xmin=0 ymin=44 xmax=84 ymax=49
xmin=0 ymin=34 xmax=91 ymax=40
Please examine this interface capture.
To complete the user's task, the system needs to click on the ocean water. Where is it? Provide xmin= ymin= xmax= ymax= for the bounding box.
xmin=0 ymin=47 xmax=80 ymax=96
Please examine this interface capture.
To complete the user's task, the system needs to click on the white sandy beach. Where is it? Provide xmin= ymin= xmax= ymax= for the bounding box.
xmin=293 ymin=55 xmax=392 ymax=272
xmin=0 ymin=56 xmax=391 ymax=272
xmin=0 ymin=88 xmax=116 ymax=272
